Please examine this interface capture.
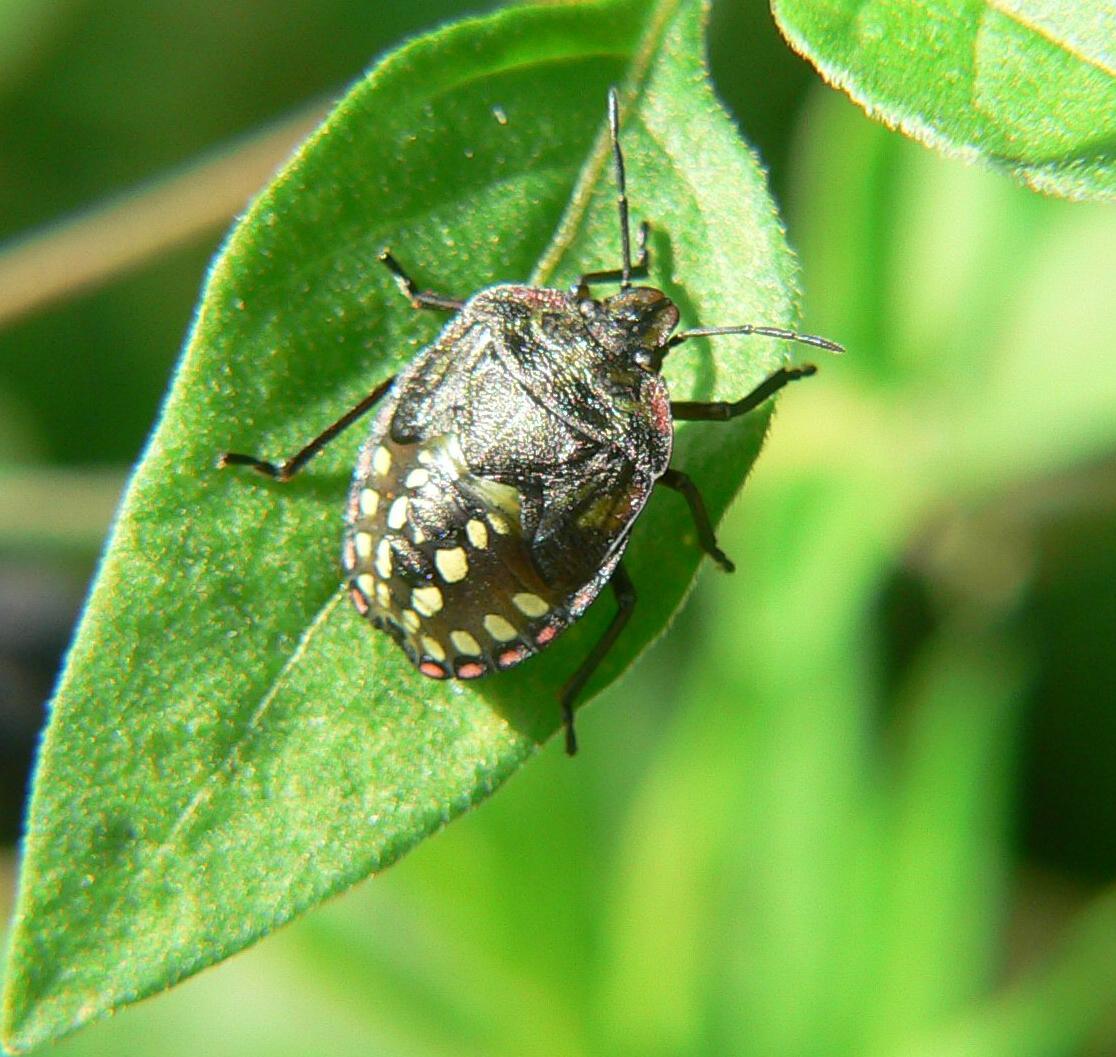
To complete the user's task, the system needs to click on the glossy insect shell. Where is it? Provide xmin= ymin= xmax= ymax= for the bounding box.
xmin=341 ymin=283 xmax=677 ymax=682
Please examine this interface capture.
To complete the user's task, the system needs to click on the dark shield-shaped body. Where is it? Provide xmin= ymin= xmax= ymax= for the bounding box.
xmin=342 ymin=284 xmax=673 ymax=681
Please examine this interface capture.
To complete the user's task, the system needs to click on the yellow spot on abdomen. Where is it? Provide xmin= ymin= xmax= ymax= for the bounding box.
xmin=451 ymin=629 xmax=481 ymax=655
xmin=435 ymin=547 xmax=469 ymax=583
xmin=512 ymin=592 xmax=548 ymax=618
xmin=387 ymin=496 xmax=409 ymax=530
xmin=422 ymin=635 xmax=446 ymax=661
xmin=375 ymin=538 xmax=393 ymax=579
xmin=359 ymin=488 xmax=380 ymax=516
xmin=466 ymin=519 xmax=488 ymax=549
xmin=412 ymin=586 xmax=444 ymax=616
xmin=484 ymin=614 xmax=518 ymax=642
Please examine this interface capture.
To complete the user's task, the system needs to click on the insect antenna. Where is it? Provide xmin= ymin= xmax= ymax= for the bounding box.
xmin=668 ymin=324 xmax=845 ymax=354
xmin=608 ymin=87 xmax=634 ymax=291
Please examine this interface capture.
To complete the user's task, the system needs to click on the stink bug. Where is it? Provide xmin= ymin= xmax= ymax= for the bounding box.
xmin=219 ymin=89 xmax=842 ymax=755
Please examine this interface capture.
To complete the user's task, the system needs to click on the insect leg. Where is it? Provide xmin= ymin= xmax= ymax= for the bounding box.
xmin=657 ymin=468 xmax=734 ymax=572
xmin=217 ymin=375 xmax=395 ymax=481
xmin=558 ymin=562 xmax=636 ymax=756
xmin=573 ymin=221 xmax=650 ymax=299
xmin=670 ymin=365 xmax=817 ymax=422
xmin=378 ymin=249 xmax=465 ymax=312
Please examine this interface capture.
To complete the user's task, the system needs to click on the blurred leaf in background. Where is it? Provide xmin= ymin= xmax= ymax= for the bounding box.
xmin=772 ymin=0 xmax=1116 ymax=202
xmin=2 ymin=0 xmax=1116 ymax=1056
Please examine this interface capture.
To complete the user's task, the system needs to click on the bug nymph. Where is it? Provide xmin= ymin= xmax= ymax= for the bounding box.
xmin=219 ymin=88 xmax=842 ymax=756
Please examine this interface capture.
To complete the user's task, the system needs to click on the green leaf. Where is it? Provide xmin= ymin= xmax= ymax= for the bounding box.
xmin=2 ymin=0 xmax=803 ymax=1048
xmin=0 ymin=0 xmax=62 ymax=90
xmin=868 ymin=631 xmax=1023 ymax=1049
xmin=771 ymin=0 xmax=1116 ymax=202
xmin=891 ymin=885 xmax=1116 ymax=1057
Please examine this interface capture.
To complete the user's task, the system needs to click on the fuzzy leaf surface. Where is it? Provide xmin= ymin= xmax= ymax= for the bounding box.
xmin=772 ymin=0 xmax=1116 ymax=201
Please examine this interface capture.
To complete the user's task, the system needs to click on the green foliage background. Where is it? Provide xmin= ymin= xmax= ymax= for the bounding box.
xmin=2 ymin=0 xmax=1115 ymax=1055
